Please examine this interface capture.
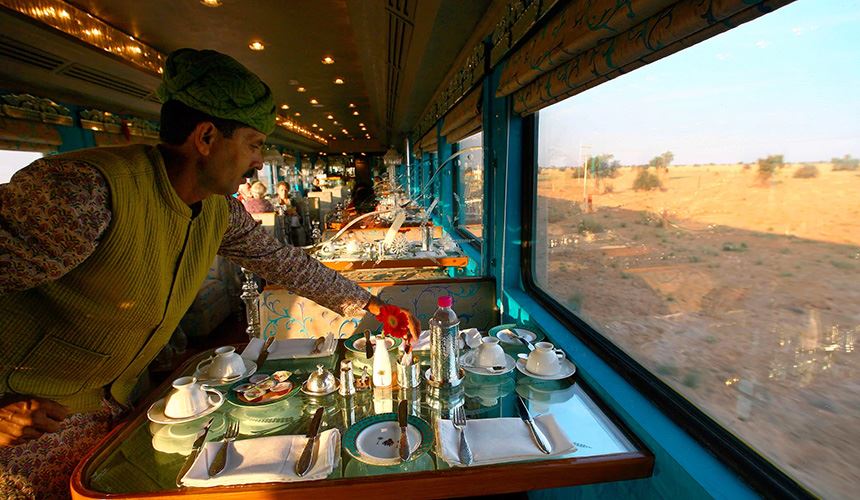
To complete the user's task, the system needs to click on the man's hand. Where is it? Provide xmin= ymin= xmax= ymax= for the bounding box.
xmin=365 ymin=295 xmax=421 ymax=344
xmin=0 ymin=396 xmax=69 ymax=447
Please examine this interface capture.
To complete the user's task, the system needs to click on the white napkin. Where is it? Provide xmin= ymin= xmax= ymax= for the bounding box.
xmin=242 ymin=334 xmax=335 ymax=361
xmin=408 ymin=328 xmax=480 ymax=352
xmin=435 ymin=415 xmax=575 ymax=467
xmin=180 ymin=429 xmax=340 ymax=487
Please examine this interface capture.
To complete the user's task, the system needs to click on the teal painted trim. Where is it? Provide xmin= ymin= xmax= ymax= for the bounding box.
xmin=436 ymin=122 xmax=455 ymax=235
xmin=504 ymin=288 xmax=758 ymax=499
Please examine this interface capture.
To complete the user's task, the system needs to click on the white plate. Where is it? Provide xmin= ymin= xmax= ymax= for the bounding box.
xmin=194 ymin=358 xmax=257 ymax=385
xmin=515 ymin=358 xmax=576 ymax=381
xmin=495 ymin=328 xmax=538 ymax=345
xmin=459 ymin=351 xmax=516 ymax=376
xmin=146 ymin=389 xmax=224 ymax=425
xmin=354 ymin=421 xmax=423 ymax=466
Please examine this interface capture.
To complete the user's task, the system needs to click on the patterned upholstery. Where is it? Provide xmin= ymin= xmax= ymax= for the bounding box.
xmin=259 ymin=278 xmax=497 ymax=339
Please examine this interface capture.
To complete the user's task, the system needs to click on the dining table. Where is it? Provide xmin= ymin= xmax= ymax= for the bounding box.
xmin=72 ymin=334 xmax=653 ymax=499
xmin=314 ymin=242 xmax=469 ymax=272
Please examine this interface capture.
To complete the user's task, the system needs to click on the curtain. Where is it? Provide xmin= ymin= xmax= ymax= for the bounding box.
xmin=0 ymin=117 xmax=62 ymax=152
xmin=501 ymin=0 xmax=793 ymax=115
xmin=416 ymin=128 xmax=437 ymax=154
xmin=440 ymin=84 xmax=483 ymax=139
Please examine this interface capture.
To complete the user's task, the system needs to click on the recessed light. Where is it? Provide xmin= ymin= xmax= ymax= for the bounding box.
xmin=348 ymin=103 xmax=356 ymax=108
xmin=248 ymin=41 xmax=265 ymax=51
xmin=326 ymin=114 xmax=333 ymax=120
xmin=322 ymin=56 xmax=334 ymax=64
xmin=333 ymin=121 xmax=339 ymax=125
xmin=296 ymin=87 xmax=306 ymax=92
xmin=281 ymin=104 xmax=289 ymax=110
xmin=318 ymin=127 xmax=324 ymax=131
xmin=358 ymin=122 xmax=364 ymax=127
xmin=312 ymin=123 xmax=318 ymax=127
xmin=200 ymin=0 xmax=222 ymax=6
xmin=294 ymin=112 xmax=301 ymax=116
xmin=341 ymin=129 xmax=348 ymax=134
xmin=334 ymin=78 xmax=344 ymax=85
xmin=309 ymin=98 xmax=318 ymax=104
xmin=352 ymin=111 xmax=359 ymax=115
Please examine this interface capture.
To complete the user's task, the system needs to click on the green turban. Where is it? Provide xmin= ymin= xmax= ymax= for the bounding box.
xmin=157 ymin=48 xmax=275 ymax=135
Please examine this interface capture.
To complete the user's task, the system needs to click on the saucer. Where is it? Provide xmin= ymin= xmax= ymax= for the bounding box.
xmin=345 ymin=333 xmax=402 ymax=355
xmin=459 ymin=351 xmax=516 ymax=376
xmin=515 ymin=358 xmax=576 ymax=380
xmin=489 ymin=324 xmax=544 ymax=346
xmin=146 ymin=389 xmax=224 ymax=425
xmin=301 ymin=379 xmax=340 ymax=396
xmin=194 ymin=358 xmax=257 ymax=385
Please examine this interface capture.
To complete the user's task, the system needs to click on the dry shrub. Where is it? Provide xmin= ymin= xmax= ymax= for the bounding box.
xmin=793 ymin=165 xmax=819 ymax=178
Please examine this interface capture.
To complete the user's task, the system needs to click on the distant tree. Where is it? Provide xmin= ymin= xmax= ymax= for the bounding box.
xmin=832 ymin=154 xmax=859 ymax=171
xmin=757 ymin=154 xmax=784 ymax=184
xmin=586 ymin=154 xmax=621 ymax=179
xmin=649 ymin=151 xmax=674 ymax=171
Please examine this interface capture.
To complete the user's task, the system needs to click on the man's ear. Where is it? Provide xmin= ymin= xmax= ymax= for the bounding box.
xmin=191 ymin=122 xmax=219 ymax=156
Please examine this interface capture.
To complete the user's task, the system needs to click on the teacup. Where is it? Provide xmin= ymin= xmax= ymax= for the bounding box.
xmin=523 ymin=342 xmax=566 ymax=376
xmin=475 ymin=337 xmax=506 ymax=368
xmin=163 ymin=377 xmax=215 ymax=419
xmin=207 ymin=346 xmax=246 ymax=379
xmin=460 ymin=328 xmax=483 ymax=349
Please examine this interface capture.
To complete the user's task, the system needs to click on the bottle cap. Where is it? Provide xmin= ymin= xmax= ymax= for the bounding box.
xmin=437 ymin=296 xmax=453 ymax=307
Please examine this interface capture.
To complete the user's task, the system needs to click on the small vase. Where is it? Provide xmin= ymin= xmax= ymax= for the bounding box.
xmin=372 ymin=334 xmax=392 ymax=387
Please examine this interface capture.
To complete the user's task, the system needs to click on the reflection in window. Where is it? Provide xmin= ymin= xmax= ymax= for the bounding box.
xmin=532 ymin=2 xmax=859 ymax=497
xmin=455 ymin=132 xmax=484 ymax=240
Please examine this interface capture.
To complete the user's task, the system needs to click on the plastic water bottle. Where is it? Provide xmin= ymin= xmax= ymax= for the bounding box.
xmin=429 ymin=296 xmax=463 ymax=387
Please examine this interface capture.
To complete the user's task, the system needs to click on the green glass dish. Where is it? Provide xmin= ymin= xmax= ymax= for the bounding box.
xmin=225 ymin=372 xmax=298 ymax=407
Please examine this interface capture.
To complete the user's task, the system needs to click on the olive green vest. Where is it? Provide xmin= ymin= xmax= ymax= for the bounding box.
xmin=0 ymin=145 xmax=229 ymax=412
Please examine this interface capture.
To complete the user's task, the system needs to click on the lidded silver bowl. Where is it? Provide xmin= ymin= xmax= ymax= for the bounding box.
xmin=305 ymin=364 xmax=337 ymax=394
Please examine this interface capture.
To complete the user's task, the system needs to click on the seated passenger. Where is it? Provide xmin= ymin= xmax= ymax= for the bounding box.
xmin=243 ymin=181 xmax=275 ymax=213
xmin=348 ymin=180 xmax=377 ymax=214
xmin=310 ymin=177 xmax=323 ymax=192
xmin=275 ymin=180 xmax=292 ymax=207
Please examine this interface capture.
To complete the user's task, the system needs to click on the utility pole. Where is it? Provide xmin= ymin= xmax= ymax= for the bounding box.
xmin=579 ymin=144 xmax=591 ymax=203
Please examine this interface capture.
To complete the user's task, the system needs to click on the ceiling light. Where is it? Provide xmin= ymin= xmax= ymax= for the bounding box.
xmin=342 ymin=152 xmax=347 ymax=156
xmin=342 ymin=129 xmax=348 ymax=133
xmin=358 ymin=122 xmax=365 ymax=127
xmin=281 ymin=104 xmax=289 ymax=110
xmin=294 ymin=112 xmax=301 ymax=116
xmin=326 ymin=115 xmax=333 ymax=120
xmin=352 ymin=111 xmax=359 ymax=115
xmin=318 ymin=127 xmax=324 ymax=131
xmin=312 ymin=123 xmax=318 ymax=128
xmin=348 ymin=103 xmax=356 ymax=108
xmin=309 ymin=98 xmax=318 ymax=104
xmin=333 ymin=121 xmax=340 ymax=125
xmin=248 ymin=41 xmax=265 ymax=51
xmin=296 ymin=87 xmax=306 ymax=92
xmin=334 ymin=78 xmax=344 ymax=85
xmin=322 ymin=56 xmax=334 ymax=64
xmin=200 ymin=0 xmax=222 ymax=6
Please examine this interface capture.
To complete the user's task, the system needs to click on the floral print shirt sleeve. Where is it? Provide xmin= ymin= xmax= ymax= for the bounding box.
xmin=0 ymin=159 xmax=112 ymax=294
xmin=218 ymin=196 xmax=371 ymax=317
xmin=1 ymin=159 xmax=371 ymax=318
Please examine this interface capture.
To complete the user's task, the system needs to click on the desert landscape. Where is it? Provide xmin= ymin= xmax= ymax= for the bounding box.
xmin=534 ymin=162 xmax=859 ymax=498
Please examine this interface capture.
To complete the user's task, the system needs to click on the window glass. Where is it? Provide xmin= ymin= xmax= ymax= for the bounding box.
xmin=454 ymin=132 xmax=484 ymax=240
xmin=0 ymin=150 xmax=43 ymax=183
xmin=532 ymin=2 xmax=859 ymax=497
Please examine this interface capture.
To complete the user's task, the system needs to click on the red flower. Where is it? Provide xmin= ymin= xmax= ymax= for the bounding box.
xmin=376 ymin=304 xmax=410 ymax=340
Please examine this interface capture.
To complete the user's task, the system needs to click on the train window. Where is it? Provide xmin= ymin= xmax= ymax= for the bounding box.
xmin=530 ymin=1 xmax=859 ymax=497
xmin=453 ymin=131 xmax=484 ymax=242
xmin=0 ymin=150 xmax=43 ymax=183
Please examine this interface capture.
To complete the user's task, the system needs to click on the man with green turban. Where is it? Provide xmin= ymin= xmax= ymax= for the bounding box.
xmin=0 ymin=48 xmax=418 ymax=497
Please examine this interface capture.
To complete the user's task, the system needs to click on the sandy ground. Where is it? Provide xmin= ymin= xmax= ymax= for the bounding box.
xmin=534 ymin=163 xmax=860 ymax=499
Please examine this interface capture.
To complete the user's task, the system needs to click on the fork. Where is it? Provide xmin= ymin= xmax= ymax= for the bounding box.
xmin=208 ymin=420 xmax=239 ymax=477
xmin=452 ymin=406 xmax=473 ymax=466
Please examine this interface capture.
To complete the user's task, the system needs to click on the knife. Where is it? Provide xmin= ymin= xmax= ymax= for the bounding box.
xmin=255 ymin=336 xmax=276 ymax=368
xmin=310 ymin=335 xmax=327 ymax=354
xmin=398 ymin=400 xmax=410 ymax=461
xmin=363 ymin=330 xmax=374 ymax=359
xmin=295 ymin=407 xmax=325 ymax=476
xmin=175 ymin=417 xmax=214 ymax=486
xmin=515 ymin=396 xmax=552 ymax=454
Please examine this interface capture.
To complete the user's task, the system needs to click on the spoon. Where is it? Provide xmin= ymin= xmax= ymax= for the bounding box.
xmin=502 ymin=329 xmax=535 ymax=351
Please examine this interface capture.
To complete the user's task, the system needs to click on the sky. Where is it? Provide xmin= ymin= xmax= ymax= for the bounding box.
xmin=538 ymin=0 xmax=860 ymax=167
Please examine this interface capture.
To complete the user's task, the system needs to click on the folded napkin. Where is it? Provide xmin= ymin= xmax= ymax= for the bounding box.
xmin=180 ymin=429 xmax=340 ymax=487
xmin=409 ymin=328 xmax=480 ymax=352
xmin=242 ymin=334 xmax=335 ymax=361
xmin=435 ymin=415 xmax=575 ymax=467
